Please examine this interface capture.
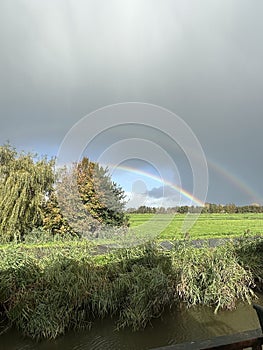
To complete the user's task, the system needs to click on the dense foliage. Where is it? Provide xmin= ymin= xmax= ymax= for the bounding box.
xmin=0 ymin=144 xmax=54 ymax=242
xmin=43 ymin=157 xmax=128 ymax=238
xmin=0 ymin=144 xmax=128 ymax=242
xmin=0 ymin=239 xmax=261 ymax=339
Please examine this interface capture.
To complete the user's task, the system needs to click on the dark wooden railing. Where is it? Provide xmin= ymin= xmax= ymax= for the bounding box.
xmin=254 ymin=304 xmax=263 ymax=333
xmin=153 ymin=329 xmax=263 ymax=350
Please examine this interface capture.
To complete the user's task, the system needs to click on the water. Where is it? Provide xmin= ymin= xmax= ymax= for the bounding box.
xmin=1 ymin=295 xmax=262 ymax=350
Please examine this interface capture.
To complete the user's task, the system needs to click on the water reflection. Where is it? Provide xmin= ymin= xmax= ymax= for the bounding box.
xmin=1 ymin=295 xmax=262 ymax=350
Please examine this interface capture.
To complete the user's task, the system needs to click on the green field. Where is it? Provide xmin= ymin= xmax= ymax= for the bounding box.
xmin=129 ymin=213 xmax=263 ymax=240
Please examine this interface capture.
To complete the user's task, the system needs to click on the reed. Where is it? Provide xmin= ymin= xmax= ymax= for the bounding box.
xmin=0 ymin=239 xmax=261 ymax=339
xmin=172 ymin=241 xmax=255 ymax=312
xmin=235 ymin=237 xmax=263 ymax=289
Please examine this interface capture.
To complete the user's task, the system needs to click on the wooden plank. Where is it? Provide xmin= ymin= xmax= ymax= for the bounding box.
xmin=202 ymin=337 xmax=263 ymax=349
xmin=153 ymin=329 xmax=263 ymax=350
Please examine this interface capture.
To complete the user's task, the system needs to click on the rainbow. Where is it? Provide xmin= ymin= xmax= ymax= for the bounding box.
xmin=106 ymin=163 xmax=206 ymax=207
xmin=207 ymin=158 xmax=262 ymax=204
xmin=104 ymin=159 xmax=262 ymax=207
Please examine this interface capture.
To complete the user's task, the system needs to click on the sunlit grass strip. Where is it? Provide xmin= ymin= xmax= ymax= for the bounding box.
xmin=129 ymin=213 xmax=263 ymax=240
xmin=0 ymin=239 xmax=262 ymax=339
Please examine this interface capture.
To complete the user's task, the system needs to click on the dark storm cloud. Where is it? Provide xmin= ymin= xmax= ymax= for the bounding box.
xmin=147 ymin=185 xmax=178 ymax=199
xmin=0 ymin=0 xmax=263 ymax=204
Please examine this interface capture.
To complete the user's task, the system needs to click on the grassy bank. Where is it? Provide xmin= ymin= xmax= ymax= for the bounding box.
xmin=0 ymin=238 xmax=262 ymax=340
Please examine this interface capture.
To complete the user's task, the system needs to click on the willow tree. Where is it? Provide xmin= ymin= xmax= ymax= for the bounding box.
xmin=0 ymin=144 xmax=54 ymax=242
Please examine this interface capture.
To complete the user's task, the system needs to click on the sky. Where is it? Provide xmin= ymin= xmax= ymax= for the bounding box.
xmin=1 ymin=0 xmax=263 ymax=207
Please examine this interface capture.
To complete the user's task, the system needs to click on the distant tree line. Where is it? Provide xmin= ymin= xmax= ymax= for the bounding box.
xmin=128 ymin=203 xmax=263 ymax=214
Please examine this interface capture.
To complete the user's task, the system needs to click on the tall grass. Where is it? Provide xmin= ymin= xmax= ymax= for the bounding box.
xmin=0 ymin=239 xmax=261 ymax=339
xmin=173 ymin=242 xmax=255 ymax=312
xmin=235 ymin=237 xmax=263 ymax=290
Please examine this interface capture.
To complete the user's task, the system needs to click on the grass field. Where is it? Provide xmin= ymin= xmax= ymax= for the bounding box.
xmin=129 ymin=213 xmax=263 ymax=240
xmin=0 ymin=213 xmax=262 ymax=249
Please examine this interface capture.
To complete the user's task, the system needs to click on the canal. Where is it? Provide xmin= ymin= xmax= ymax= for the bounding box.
xmin=1 ymin=294 xmax=262 ymax=350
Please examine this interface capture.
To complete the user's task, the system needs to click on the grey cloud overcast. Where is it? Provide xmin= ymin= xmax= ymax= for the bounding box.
xmin=0 ymin=0 xmax=263 ymax=205
xmin=147 ymin=186 xmax=178 ymax=200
